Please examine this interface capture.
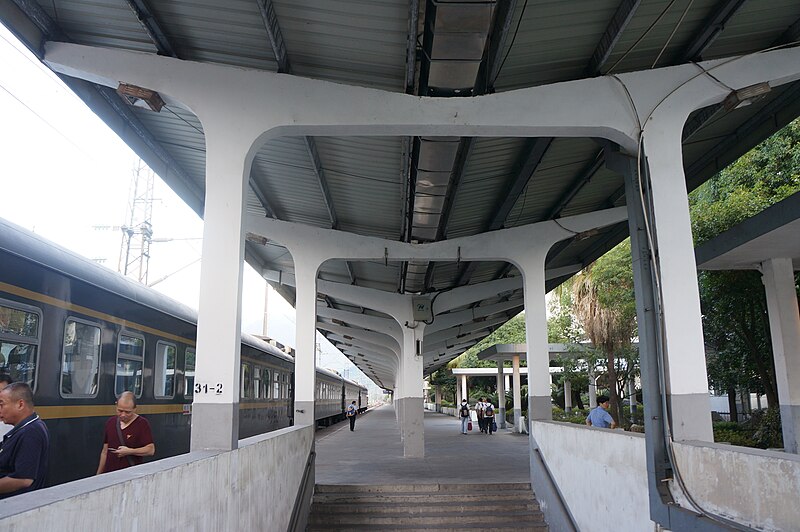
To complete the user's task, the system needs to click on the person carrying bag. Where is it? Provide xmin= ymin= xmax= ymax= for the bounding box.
xmin=459 ymin=400 xmax=471 ymax=434
xmin=484 ymin=402 xmax=496 ymax=435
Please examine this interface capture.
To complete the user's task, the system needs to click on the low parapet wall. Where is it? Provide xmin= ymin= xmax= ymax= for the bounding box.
xmin=0 ymin=424 xmax=314 ymax=532
xmin=531 ymin=420 xmax=653 ymax=532
xmin=672 ymin=440 xmax=800 ymax=531
xmin=532 ymin=420 xmax=800 ymax=531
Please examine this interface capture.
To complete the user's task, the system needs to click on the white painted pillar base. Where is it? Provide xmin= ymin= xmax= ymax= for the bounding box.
xmin=497 ymin=361 xmax=507 ymax=429
xmin=512 ymin=355 xmax=522 ymax=432
xmin=762 ymin=258 xmax=800 ymax=453
xmin=398 ymin=327 xmax=424 ymax=458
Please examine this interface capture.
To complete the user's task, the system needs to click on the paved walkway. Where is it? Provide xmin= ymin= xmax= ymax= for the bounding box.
xmin=314 ymin=405 xmax=532 ymax=484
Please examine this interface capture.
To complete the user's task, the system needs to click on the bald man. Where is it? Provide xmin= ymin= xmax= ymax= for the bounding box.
xmin=0 ymin=382 xmax=50 ymax=498
xmin=96 ymin=391 xmax=155 ymax=474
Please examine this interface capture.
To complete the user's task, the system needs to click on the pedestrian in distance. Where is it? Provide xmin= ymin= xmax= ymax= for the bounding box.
xmin=476 ymin=397 xmax=486 ymax=433
xmin=458 ymin=399 xmax=471 ymax=434
xmin=346 ymin=400 xmax=358 ymax=431
xmin=0 ymin=382 xmax=50 ymax=499
xmin=484 ymin=400 xmax=496 ymax=435
xmin=96 ymin=391 xmax=155 ymax=474
xmin=586 ymin=395 xmax=618 ymax=429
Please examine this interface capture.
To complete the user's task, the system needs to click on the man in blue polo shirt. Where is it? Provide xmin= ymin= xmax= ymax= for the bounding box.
xmin=586 ymin=395 xmax=617 ymax=429
xmin=0 ymin=382 xmax=50 ymax=499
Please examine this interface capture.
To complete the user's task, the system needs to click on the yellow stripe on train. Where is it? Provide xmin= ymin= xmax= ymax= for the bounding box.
xmin=36 ymin=401 xmax=287 ymax=419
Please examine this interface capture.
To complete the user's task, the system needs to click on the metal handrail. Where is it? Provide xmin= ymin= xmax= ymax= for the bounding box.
xmin=287 ymin=446 xmax=316 ymax=532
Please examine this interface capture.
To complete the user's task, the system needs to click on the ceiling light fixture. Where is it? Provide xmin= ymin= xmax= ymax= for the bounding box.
xmin=117 ymin=83 xmax=165 ymax=112
xmin=723 ymin=82 xmax=771 ymax=111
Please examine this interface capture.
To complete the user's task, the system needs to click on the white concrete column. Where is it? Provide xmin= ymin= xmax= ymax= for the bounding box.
xmin=505 ymin=374 xmax=510 ymax=392
xmin=512 ymin=355 xmax=522 ymax=432
xmin=398 ymin=326 xmax=425 ymax=457
xmin=293 ymin=260 xmax=321 ymax=427
xmin=588 ymin=369 xmax=597 ymax=408
xmin=497 ymin=361 xmax=507 ymax=428
xmin=456 ymin=380 xmax=462 ymax=407
xmin=564 ymin=379 xmax=573 ymax=413
xmin=461 ymin=375 xmax=468 ymax=404
xmin=520 ymin=257 xmax=552 ymax=426
xmin=762 ymin=258 xmax=800 ymax=453
xmin=643 ymin=110 xmax=713 ymax=442
xmin=628 ymin=378 xmax=638 ymax=416
xmin=190 ymin=131 xmax=252 ymax=452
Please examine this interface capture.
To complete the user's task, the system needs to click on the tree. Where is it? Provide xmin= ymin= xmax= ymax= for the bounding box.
xmin=570 ymin=240 xmax=638 ymax=424
xmin=690 ymin=118 xmax=800 ymax=413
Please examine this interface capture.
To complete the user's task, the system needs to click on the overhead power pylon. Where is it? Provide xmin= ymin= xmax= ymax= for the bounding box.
xmin=118 ymin=159 xmax=155 ymax=284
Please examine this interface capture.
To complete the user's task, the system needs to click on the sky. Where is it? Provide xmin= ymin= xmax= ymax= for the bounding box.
xmin=0 ymin=24 xmax=375 ymax=389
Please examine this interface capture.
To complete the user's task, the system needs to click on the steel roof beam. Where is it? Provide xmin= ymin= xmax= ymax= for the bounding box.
xmin=124 ymin=0 xmax=177 ymax=57
xmin=404 ymin=0 xmax=420 ymax=94
xmin=678 ymin=0 xmax=748 ymax=62
xmin=473 ymin=0 xmax=518 ymax=94
xmin=545 ymin=151 xmax=606 ymax=220
xmin=257 ymin=0 xmax=290 ymax=73
xmin=256 ymin=1 xmax=353 ymax=284
xmin=455 ymin=137 xmax=553 ymax=286
xmin=426 ymin=2 xmax=520 ymax=291
xmin=775 ymin=16 xmax=800 ymax=46
xmin=587 ymin=0 xmax=641 ymax=76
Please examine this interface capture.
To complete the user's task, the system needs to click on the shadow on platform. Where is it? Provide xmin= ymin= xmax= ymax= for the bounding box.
xmin=314 ymin=405 xmax=531 ymax=484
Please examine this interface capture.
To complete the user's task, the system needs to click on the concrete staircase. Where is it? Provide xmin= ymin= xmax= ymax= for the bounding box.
xmin=306 ymin=482 xmax=548 ymax=531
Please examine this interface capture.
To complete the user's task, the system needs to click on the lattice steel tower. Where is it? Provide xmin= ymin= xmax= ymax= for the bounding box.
xmin=118 ymin=160 xmax=155 ymax=284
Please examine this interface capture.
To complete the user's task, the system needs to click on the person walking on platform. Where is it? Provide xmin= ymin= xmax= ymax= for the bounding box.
xmin=484 ymin=400 xmax=496 ymax=435
xmin=346 ymin=400 xmax=358 ymax=431
xmin=476 ymin=397 xmax=487 ymax=433
xmin=96 ymin=391 xmax=155 ymax=474
xmin=459 ymin=399 xmax=471 ymax=434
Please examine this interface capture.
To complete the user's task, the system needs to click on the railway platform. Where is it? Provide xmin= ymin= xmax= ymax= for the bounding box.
xmin=315 ymin=404 xmax=531 ymax=485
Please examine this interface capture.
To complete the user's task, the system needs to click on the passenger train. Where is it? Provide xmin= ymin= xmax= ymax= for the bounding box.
xmin=0 ymin=218 xmax=367 ymax=486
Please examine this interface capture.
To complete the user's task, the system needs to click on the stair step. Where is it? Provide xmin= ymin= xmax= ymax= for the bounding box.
xmin=315 ymin=483 xmax=532 ymax=494
xmin=311 ymin=501 xmax=541 ymax=514
xmin=306 ymin=521 xmax=548 ymax=532
xmin=308 ymin=510 xmax=545 ymax=526
xmin=307 ymin=482 xmax=548 ymax=531
xmin=312 ymin=491 xmax=535 ymax=504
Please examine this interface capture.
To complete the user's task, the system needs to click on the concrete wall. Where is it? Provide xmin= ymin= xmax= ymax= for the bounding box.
xmin=531 ymin=421 xmax=653 ymax=532
xmin=672 ymin=441 xmax=800 ymax=532
xmin=0 ymin=425 xmax=314 ymax=532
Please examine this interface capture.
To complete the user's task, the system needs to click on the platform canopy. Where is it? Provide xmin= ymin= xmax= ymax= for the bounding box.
xmin=695 ymin=191 xmax=800 ymax=270
xmin=3 ymin=0 xmax=800 ymax=387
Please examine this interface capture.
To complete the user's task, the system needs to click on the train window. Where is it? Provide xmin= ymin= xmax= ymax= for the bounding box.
xmin=61 ymin=318 xmax=101 ymax=398
xmin=263 ymin=369 xmax=270 ymax=399
xmin=273 ymin=371 xmax=281 ymax=399
xmin=115 ymin=332 xmax=145 ymax=398
xmin=0 ymin=300 xmax=41 ymax=390
xmin=154 ymin=341 xmax=176 ymax=399
xmin=253 ymin=367 xmax=261 ymax=399
xmin=241 ymin=363 xmax=253 ymax=399
xmin=184 ymin=348 xmax=195 ymax=398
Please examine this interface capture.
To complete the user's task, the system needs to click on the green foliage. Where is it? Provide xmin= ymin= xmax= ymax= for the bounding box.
xmin=690 ymin=119 xmax=800 ymax=409
xmin=552 ymin=407 xmax=587 ymax=425
xmin=450 ymin=312 xmax=526 ymax=368
xmin=713 ymin=427 xmax=757 ymax=448
xmin=751 ymin=408 xmax=783 ymax=449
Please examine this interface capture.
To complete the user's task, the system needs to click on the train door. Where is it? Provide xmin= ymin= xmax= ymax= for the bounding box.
xmin=340 ymin=383 xmax=346 ymax=413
